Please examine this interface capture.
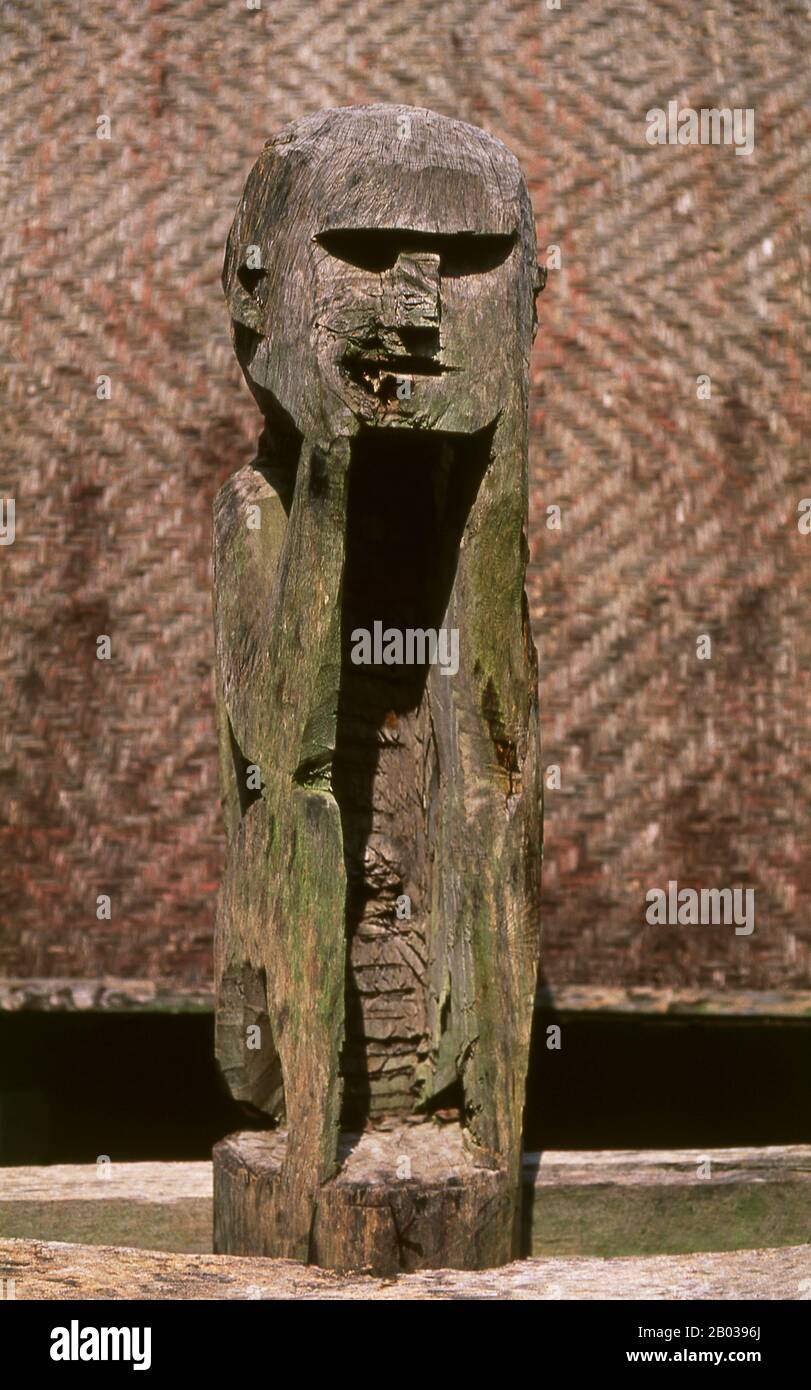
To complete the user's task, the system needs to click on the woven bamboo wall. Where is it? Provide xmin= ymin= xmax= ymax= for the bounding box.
xmin=1 ymin=0 xmax=809 ymax=991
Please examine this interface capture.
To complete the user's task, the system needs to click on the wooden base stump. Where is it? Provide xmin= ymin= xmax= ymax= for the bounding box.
xmin=213 ymin=1125 xmax=516 ymax=1274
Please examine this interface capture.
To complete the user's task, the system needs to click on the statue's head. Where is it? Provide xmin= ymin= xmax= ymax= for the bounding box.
xmin=223 ymin=105 xmax=542 ymax=442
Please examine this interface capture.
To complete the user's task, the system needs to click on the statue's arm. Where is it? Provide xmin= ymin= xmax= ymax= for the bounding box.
xmin=212 ymin=460 xmax=291 ymax=836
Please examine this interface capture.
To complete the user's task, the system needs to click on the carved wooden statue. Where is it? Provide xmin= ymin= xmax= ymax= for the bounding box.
xmin=212 ymin=104 xmax=544 ymax=1273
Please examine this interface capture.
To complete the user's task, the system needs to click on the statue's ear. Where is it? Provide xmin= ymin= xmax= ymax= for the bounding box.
xmin=223 ymin=237 xmax=268 ymax=332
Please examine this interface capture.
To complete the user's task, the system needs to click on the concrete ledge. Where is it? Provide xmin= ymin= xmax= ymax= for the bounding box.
xmin=2 ymin=1147 xmax=809 ymax=1259
xmin=0 ymin=979 xmax=212 ymax=1013
xmin=0 ymin=1162 xmax=213 ymax=1253
xmin=529 ymin=1146 xmax=811 ymax=1256
xmin=536 ymin=987 xmax=811 ymax=1019
xmin=4 ymin=979 xmax=811 ymax=1018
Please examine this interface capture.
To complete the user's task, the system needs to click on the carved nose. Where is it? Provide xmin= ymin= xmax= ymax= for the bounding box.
xmin=382 ymin=252 xmax=441 ymax=352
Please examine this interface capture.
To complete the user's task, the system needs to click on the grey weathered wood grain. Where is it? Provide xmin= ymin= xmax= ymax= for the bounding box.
xmin=213 ymin=104 xmax=544 ymax=1268
xmin=214 ymin=1125 xmax=514 ymax=1274
xmin=2 ymin=1235 xmax=809 ymax=1301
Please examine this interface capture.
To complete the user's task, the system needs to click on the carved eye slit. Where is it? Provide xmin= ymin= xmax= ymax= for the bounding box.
xmin=237 ymin=263 xmax=267 ymax=295
xmin=315 ymin=228 xmax=517 ymax=277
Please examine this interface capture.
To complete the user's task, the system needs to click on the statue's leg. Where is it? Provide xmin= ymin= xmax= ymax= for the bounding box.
xmin=214 ymin=786 xmax=347 ymax=1259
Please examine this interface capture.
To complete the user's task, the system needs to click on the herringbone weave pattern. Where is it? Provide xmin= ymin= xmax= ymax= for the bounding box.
xmin=1 ymin=0 xmax=809 ymax=989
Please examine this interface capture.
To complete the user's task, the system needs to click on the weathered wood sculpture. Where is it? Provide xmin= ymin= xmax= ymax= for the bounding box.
xmin=212 ymin=104 xmax=544 ymax=1273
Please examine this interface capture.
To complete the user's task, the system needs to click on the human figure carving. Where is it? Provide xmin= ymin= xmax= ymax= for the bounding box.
xmin=213 ymin=104 xmax=544 ymax=1270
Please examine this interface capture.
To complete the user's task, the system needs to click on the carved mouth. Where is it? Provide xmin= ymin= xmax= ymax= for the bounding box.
xmin=343 ymin=355 xmax=455 ymax=396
